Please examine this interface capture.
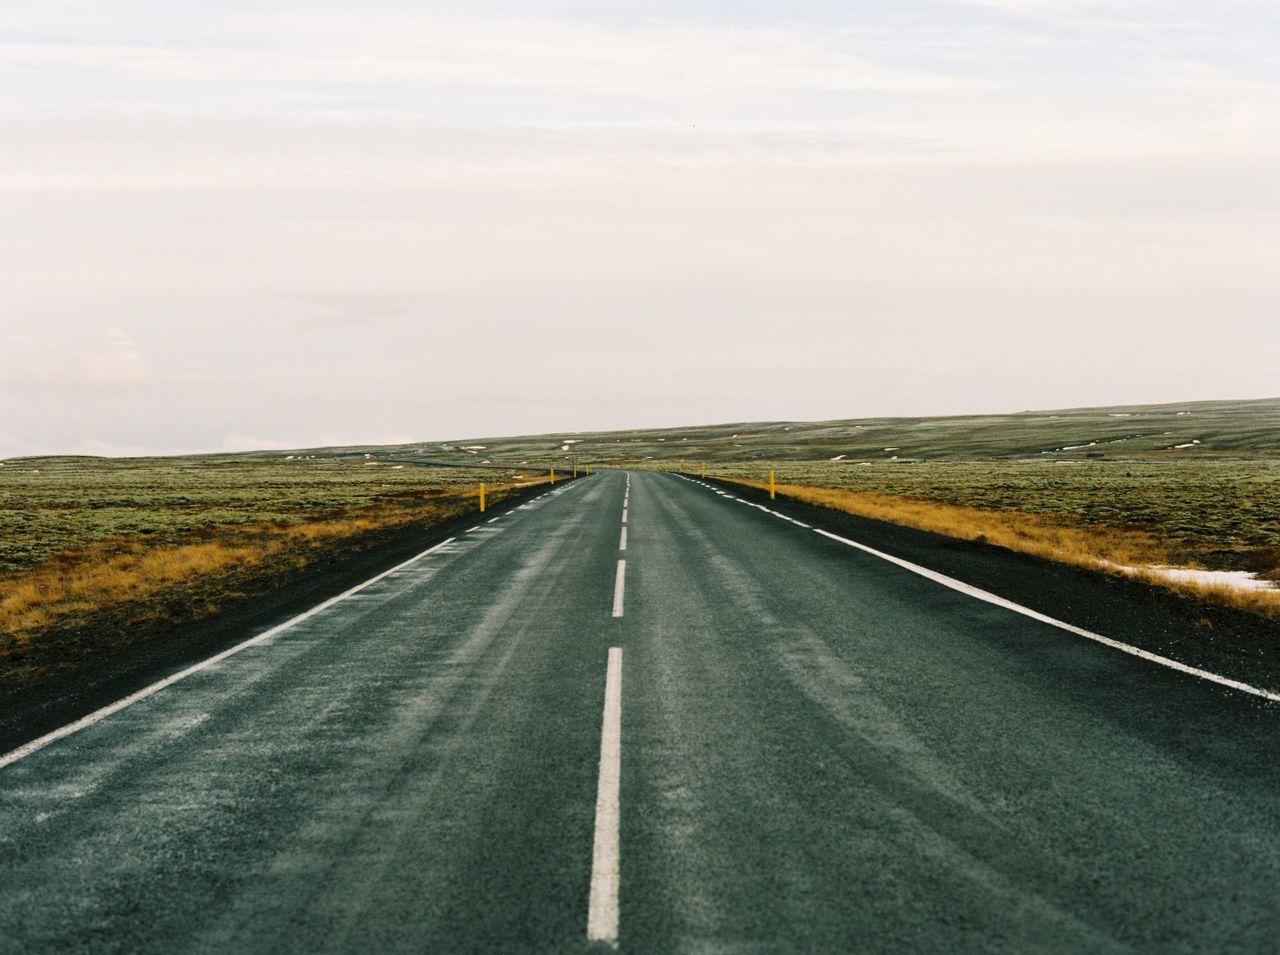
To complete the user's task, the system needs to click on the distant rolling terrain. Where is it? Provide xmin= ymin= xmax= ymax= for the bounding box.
xmin=258 ymin=396 xmax=1280 ymax=468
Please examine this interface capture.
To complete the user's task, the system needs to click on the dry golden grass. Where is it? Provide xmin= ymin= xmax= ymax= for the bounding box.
xmin=728 ymin=479 xmax=1280 ymax=620
xmin=0 ymin=479 xmax=544 ymax=647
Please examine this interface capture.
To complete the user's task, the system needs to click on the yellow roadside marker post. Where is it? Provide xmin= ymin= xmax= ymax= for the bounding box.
xmin=701 ymin=462 xmax=707 ymax=478
xmin=479 ymin=484 xmax=486 ymax=513
xmin=550 ymin=466 xmax=556 ymax=485
xmin=769 ymin=470 xmax=776 ymax=500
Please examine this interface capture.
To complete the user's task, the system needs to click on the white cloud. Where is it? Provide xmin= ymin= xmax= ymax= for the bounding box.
xmin=0 ymin=2 xmax=1276 ymax=456
xmin=0 ymin=327 xmax=149 ymax=392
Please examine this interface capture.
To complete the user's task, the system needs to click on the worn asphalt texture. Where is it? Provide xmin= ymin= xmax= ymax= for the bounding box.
xmin=1 ymin=471 xmax=1277 ymax=952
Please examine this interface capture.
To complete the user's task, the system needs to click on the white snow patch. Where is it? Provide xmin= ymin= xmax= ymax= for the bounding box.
xmin=1060 ymin=442 xmax=1098 ymax=451
xmin=391 ymin=465 xmax=404 ymax=469
xmin=1172 ymin=440 xmax=1202 ymax=450
xmin=883 ymin=447 xmax=899 ymax=452
xmin=461 ymin=445 xmax=487 ymax=451
xmin=1176 ymin=411 xmax=1191 ymax=415
xmin=830 ymin=454 xmax=846 ymax=461
xmin=1108 ymin=413 xmax=1131 ymax=417
xmin=1103 ymin=562 xmax=1277 ymax=592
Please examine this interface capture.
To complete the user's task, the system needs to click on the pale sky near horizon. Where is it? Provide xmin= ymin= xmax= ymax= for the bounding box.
xmin=2 ymin=0 xmax=1277 ymax=457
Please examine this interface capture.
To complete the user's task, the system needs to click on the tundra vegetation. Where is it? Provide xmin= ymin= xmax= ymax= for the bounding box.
xmin=0 ymin=455 xmax=546 ymax=686
xmin=394 ymin=396 xmax=1280 ymax=617
xmin=2 ymin=397 xmax=1277 ymax=690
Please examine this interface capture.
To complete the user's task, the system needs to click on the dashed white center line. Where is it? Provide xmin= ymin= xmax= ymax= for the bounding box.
xmin=587 ymin=647 xmax=623 ymax=946
xmin=619 ymin=526 xmax=628 ymax=551
xmin=612 ymin=559 xmax=627 ymax=618
xmin=487 ymin=516 xmax=500 ymax=524
xmin=621 ymin=508 xmax=628 ymax=525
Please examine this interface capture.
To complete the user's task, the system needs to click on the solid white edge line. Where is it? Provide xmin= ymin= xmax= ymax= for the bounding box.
xmin=587 ymin=646 xmax=623 ymax=946
xmin=0 ymin=536 xmax=460 ymax=771
xmin=612 ymin=559 xmax=627 ymax=618
xmin=811 ymin=528 xmax=1280 ymax=703
xmin=619 ymin=526 xmax=628 ymax=552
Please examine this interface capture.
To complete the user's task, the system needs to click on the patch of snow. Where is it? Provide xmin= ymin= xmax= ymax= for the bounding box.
xmin=1172 ymin=440 xmax=1202 ymax=450
xmin=1176 ymin=411 xmax=1191 ymax=415
xmin=1060 ymin=442 xmax=1098 ymax=451
xmin=1103 ymin=562 xmax=1277 ymax=592
xmin=364 ymin=453 xmax=372 ymax=459
xmin=461 ymin=445 xmax=487 ymax=451
xmin=883 ymin=447 xmax=899 ymax=452
xmin=391 ymin=465 xmax=404 ymax=470
xmin=1108 ymin=413 xmax=1131 ymax=417
xmin=889 ymin=455 xmax=899 ymax=461
xmin=830 ymin=454 xmax=846 ymax=461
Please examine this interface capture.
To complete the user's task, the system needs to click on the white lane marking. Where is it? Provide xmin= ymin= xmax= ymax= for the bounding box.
xmin=487 ymin=517 xmax=500 ymax=524
xmin=621 ymin=509 xmax=628 ymax=525
xmin=612 ymin=559 xmax=627 ymax=618
xmin=619 ymin=526 xmax=628 ymax=552
xmin=0 ymin=537 xmax=460 ymax=771
xmin=812 ymin=529 xmax=1280 ymax=703
xmin=587 ymin=647 xmax=623 ymax=946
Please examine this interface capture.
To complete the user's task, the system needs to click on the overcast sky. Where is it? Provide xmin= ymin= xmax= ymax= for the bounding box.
xmin=1 ymin=0 xmax=1277 ymax=456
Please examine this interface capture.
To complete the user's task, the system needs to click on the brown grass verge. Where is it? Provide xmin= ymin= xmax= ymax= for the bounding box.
xmin=725 ymin=479 xmax=1280 ymax=620
xmin=0 ymin=479 xmax=545 ymax=649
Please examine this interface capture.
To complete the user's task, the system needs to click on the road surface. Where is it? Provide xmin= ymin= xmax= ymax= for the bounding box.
xmin=2 ymin=471 xmax=1277 ymax=952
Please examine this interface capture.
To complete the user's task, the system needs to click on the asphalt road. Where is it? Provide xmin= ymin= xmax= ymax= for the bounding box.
xmin=2 ymin=471 xmax=1278 ymax=952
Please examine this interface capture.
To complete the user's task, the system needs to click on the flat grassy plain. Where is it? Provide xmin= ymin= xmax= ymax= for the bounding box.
xmin=0 ymin=455 xmax=545 ymax=685
xmin=2 ymin=396 xmax=1276 ymax=691
xmin=707 ymin=457 xmax=1280 ymax=578
xmin=394 ymin=395 xmax=1274 ymax=618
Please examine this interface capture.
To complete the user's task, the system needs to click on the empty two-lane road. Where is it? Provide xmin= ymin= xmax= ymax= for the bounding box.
xmin=2 ymin=471 xmax=1277 ymax=952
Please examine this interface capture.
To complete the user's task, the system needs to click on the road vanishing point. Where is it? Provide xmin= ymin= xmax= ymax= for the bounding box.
xmin=2 ymin=471 xmax=1277 ymax=952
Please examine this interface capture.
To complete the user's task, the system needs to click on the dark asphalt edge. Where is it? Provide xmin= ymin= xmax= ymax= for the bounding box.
xmin=694 ymin=475 xmax=1280 ymax=702
xmin=0 ymin=477 xmax=588 ymax=756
